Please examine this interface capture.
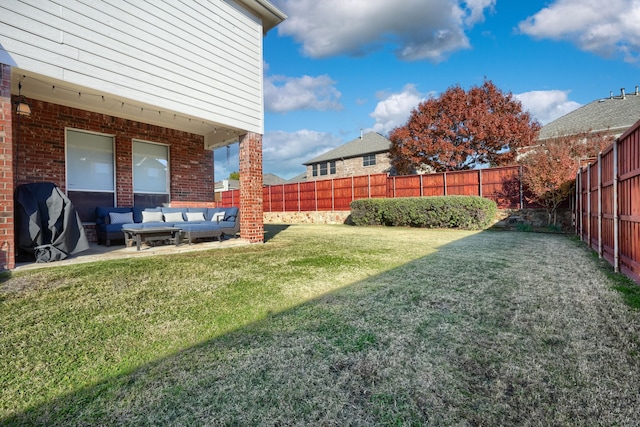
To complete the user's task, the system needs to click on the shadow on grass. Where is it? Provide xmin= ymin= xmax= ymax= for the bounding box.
xmin=263 ymin=223 xmax=289 ymax=242
xmin=0 ymin=271 xmax=10 ymax=284
xmin=2 ymin=229 xmax=638 ymax=425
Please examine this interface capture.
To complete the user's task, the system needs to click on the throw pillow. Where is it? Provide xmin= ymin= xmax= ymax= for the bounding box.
xmin=163 ymin=212 xmax=185 ymax=222
xmin=109 ymin=211 xmax=134 ymax=224
xmin=212 ymin=212 xmax=226 ymax=222
xmin=142 ymin=211 xmax=164 ymax=223
xmin=186 ymin=212 xmax=205 ymax=222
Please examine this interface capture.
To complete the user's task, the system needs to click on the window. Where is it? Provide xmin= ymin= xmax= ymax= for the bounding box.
xmin=133 ymin=140 xmax=169 ymax=208
xmin=363 ymin=154 xmax=376 ymax=167
xmin=66 ymin=129 xmax=115 ymax=221
xmin=320 ymin=162 xmax=328 ymax=176
xmin=312 ymin=164 xmax=318 ymax=177
xmin=330 ymin=161 xmax=336 ymax=174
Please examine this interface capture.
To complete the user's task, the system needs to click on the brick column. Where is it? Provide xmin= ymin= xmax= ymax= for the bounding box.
xmin=238 ymin=132 xmax=264 ymax=243
xmin=0 ymin=64 xmax=15 ymax=269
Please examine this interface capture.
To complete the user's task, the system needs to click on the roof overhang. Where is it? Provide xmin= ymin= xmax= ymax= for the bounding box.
xmin=538 ymin=125 xmax=630 ymax=142
xmin=235 ymin=0 xmax=287 ymax=34
xmin=11 ymin=71 xmax=245 ymax=150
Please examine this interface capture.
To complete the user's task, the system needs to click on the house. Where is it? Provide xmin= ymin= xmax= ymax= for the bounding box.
xmin=539 ymin=87 xmax=640 ymax=141
xmin=302 ymin=131 xmax=393 ymax=181
xmin=214 ymin=179 xmax=240 ymax=202
xmin=0 ymin=1 xmax=286 ymax=269
xmin=215 ymin=174 xmax=285 ymax=192
xmin=263 ymin=173 xmax=287 ymax=186
xmin=287 ymin=171 xmax=308 ymax=183
xmin=215 ymin=179 xmax=241 ymax=193
xmin=214 ymin=173 xmax=284 ymax=200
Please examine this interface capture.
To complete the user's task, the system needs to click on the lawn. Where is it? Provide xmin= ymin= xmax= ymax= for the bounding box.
xmin=1 ymin=224 xmax=640 ymax=425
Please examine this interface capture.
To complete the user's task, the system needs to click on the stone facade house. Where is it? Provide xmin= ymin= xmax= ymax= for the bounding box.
xmin=302 ymin=131 xmax=392 ymax=181
xmin=0 ymin=1 xmax=286 ymax=269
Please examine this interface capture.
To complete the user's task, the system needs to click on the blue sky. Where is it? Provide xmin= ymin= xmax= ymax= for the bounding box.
xmin=214 ymin=0 xmax=640 ymax=181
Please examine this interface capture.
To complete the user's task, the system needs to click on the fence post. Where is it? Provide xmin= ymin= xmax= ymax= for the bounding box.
xmin=575 ymin=172 xmax=579 ymax=235
xmin=298 ymin=182 xmax=301 ymax=212
xmin=443 ymin=172 xmax=447 ymax=196
xmin=478 ymin=169 xmax=482 ymax=197
xmin=597 ymin=153 xmax=603 ymax=258
xmin=613 ymin=140 xmax=620 ymax=272
xmin=314 ymin=180 xmax=318 ymax=212
xmin=331 ymin=179 xmax=335 ymax=211
xmin=579 ymin=168 xmax=584 ymax=241
xmin=519 ymin=165 xmax=524 ymax=209
xmin=587 ymin=162 xmax=591 ymax=248
xmin=393 ymin=176 xmax=396 ymax=198
xmin=419 ymin=174 xmax=423 ymax=197
xmin=352 ymin=176 xmax=354 ymax=202
xmin=282 ymin=184 xmax=285 ymax=212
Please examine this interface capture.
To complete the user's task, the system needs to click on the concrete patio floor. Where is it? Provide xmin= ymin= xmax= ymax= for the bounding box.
xmin=13 ymin=237 xmax=253 ymax=271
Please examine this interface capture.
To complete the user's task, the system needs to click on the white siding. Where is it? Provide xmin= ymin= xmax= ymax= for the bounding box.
xmin=0 ymin=0 xmax=265 ymax=133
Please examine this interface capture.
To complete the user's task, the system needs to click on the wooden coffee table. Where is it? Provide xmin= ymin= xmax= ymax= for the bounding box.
xmin=122 ymin=227 xmax=182 ymax=251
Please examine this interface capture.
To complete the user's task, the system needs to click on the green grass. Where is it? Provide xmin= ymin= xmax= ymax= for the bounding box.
xmin=605 ymin=267 xmax=640 ymax=310
xmin=1 ymin=224 xmax=640 ymax=425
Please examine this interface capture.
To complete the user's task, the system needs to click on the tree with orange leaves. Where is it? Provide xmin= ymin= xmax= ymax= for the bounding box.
xmin=389 ymin=80 xmax=540 ymax=173
xmin=520 ymin=131 xmax=613 ymax=225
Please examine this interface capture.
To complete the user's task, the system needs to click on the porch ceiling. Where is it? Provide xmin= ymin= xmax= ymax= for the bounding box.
xmin=10 ymin=71 xmax=241 ymax=150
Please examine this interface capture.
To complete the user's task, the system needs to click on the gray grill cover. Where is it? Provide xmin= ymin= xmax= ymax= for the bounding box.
xmin=15 ymin=182 xmax=90 ymax=263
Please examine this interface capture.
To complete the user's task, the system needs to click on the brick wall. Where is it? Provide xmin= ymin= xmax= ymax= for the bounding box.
xmin=239 ymin=132 xmax=264 ymax=242
xmin=306 ymin=152 xmax=392 ymax=181
xmin=0 ymin=65 xmax=14 ymax=270
xmin=11 ymin=97 xmax=213 ymax=245
xmin=14 ymin=98 xmax=212 ymax=204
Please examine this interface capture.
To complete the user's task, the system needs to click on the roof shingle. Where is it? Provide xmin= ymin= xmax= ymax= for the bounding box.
xmin=539 ymin=91 xmax=640 ymax=140
xmin=303 ymin=132 xmax=391 ymax=165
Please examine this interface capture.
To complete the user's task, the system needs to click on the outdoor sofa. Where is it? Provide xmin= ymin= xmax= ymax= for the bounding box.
xmin=95 ymin=206 xmax=239 ymax=246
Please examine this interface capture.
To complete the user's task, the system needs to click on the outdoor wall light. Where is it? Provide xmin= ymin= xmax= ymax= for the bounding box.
xmin=15 ymin=82 xmax=31 ymax=117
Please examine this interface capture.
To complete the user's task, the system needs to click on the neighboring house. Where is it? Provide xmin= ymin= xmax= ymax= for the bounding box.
xmin=215 ymin=178 xmax=240 ymax=191
xmin=303 ymin=131 xmax=392 ymax=181
xmin=539 ymin=87 xmax=640 ymax=141
xmin=214 ymin=173 xmax=286 ymax=195
xmin=0 ymin=1 xmax=286 ymax=269
xmin=287 ymin=171 xmax=308 ymax=183
xmin=213 ymin=179 xmax=239 ymax=202
xmin=263 ymin=173 xmax=287 ymax=186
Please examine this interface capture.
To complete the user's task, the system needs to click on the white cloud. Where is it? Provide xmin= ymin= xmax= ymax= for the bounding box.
xmin=515 ymin=90 xmax=582 ymax=125
xmin=518 ymin=0 xmax=640 ymax=62
xmin=369 ymin=84 xmax=430 ymax=135
xmin=264 ymin=74 xmax=343 ymax=113
xmin=213 ymin=130 xmax=344 ymax=180
xmin=272 ymin=0 xmax=495 ymax=62
xmin=463 ymin=0 xmax=496 ymax=26
xmin=263 ymin=130 xmax=344 ymax=179
xmin=368 ymin=85 xmax=581 ymax=134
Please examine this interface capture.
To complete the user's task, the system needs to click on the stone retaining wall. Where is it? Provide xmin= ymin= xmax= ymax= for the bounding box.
xmin=264 ymin=211 xmax=351 ymax=224
xmin=264 ymin=208 xmax=573 ymax=230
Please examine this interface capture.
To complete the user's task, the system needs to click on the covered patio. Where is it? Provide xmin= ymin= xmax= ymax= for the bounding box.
xmin=13 ymin=237 xmax=252 ymax=272
xmin=0 ymin=1 xmax=287 ymax=269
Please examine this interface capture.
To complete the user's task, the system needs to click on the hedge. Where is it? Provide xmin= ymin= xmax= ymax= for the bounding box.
xmin=350 ymin=196 xmax=497 ymax=229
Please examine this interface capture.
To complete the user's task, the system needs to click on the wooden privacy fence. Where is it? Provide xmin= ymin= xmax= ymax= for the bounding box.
xmin=220 ymin=165 xmax=525 ymax=210
xmin=577 ymin=120 xmax=640 ymax=285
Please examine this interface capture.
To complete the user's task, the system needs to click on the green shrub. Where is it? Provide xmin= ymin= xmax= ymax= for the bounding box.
xmin=516 ymin=222 xmax=533 ymax=232
xmin=348 ymin=198 xmax=387 ymax=226
xmin=350 ymin=196 xmax=497 ymax=230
